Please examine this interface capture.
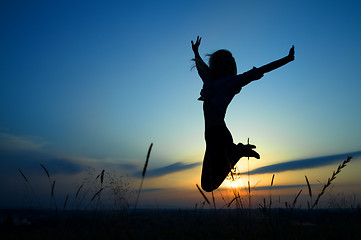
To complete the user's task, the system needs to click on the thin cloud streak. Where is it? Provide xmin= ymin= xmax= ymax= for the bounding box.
xmin=253 ymin=184 xmax=311 ymax=191
xmin=237 ymin=151 xmax=361 ymax=176
xmin=0 ymin=132 xmax=46 ymax=151
xmin=133 ymin=162 xmax=201 ymax=179
xmin=220 ymin=184 xmax=312 ymax=191
xmin=0 ymin=149 xmax=85 ymax=175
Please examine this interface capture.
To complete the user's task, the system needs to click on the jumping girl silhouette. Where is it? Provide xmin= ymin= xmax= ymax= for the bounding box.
xmin=191 ymin=36 xmax=295 ymax=192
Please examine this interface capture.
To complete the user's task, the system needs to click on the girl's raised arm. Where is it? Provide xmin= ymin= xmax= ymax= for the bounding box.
xmin=191 ymin=36 xmax=211 ymax=82
xmin=191 ymin=36 xmax=202 ymax=60
xmin=235 ymin=46 xmax=295 ymax=88
xmin=258 ymin=45 xmax=295 ymax=74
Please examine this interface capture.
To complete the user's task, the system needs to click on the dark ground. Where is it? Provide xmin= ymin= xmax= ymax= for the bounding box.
xmin=1 ymin=208 xmax=361 ymax=239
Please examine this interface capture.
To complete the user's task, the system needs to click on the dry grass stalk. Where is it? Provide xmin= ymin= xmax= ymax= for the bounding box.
xmin=305 ymin=175 xmax=312 ymax=198
xmin=100 ymin=170 xmax=105 ymax=185
xmin=143 ymin=143 xmax=153 ymax=177
xmin=227 ymin=196 xmax=240 ymax=208
xmin=18 ymin=168 xmax=40 ymax=206
xmin=247 ymin=138 xmax=251 ymax=209
xmin=134 ymin=143 xmax=153 ymax=210
xmin=95 ymin=170 xmax=105 ymax=183
xmin=218 ymin=189 xmax=228 ymax=206
xmin=196 ymin=184 xmax=210 ymax=205
xmin=270 ymin=174 xmax=275 ymax=188
xmin=75 ymin=184 xmax=83 ymax=199
xmin=63 ymin=194 xmax=69 ymax=210
xmin=310 ymin=156 xmax=352 ymax=211
xmin=286 ymin=189 xmax=302 ymax=221
xmin=211 ymin=191 xmax=216 ymax=210
xmin=269 ymin=174 xmax=275 ymax=209
xmin=305 ymin=175 xmax=312 ymax=210
xmin=51 ymin=180 xmax=55 ymax=197
xmin=39 ymin=164 xmax=58 ymax=210
xmin=292 ymin=189 xmax=302 ymax=208
xmin=40 ymin=164 xmax=50 ymax=180
xmin=94 ymin=170 xmax=105 ymax=210
xmin=91 ymin=188 xmax=104 ymax=201
xmin=18 ymin=169 xmax=28 ymax=182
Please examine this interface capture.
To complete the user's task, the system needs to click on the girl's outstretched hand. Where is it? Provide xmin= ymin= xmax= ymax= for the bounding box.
xmin=191 ymin=36 xmax=202 ymax=54
xmin=288 ymin=45 xmax=295 ymax=61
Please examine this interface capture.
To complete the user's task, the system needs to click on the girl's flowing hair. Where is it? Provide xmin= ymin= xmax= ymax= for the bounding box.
xmin=191 ymin=57 xmax=210 ymax=71
xmin=192 ymin=49 xmax=237 ymax=80
xmin=208 ymin=49 xmax=237 ymax=77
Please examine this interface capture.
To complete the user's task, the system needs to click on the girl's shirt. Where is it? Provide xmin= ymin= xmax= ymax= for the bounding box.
xmin=197 ymin=67 xmax=263 ymax=128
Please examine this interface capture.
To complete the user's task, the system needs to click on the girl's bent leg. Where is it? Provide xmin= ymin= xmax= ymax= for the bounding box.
xmin=201 ymin=125 xmax=235 ymax=191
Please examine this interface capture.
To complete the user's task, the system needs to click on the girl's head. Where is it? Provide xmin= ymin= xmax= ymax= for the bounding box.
xmin=208 ymin=49 xmax=237 ymax=79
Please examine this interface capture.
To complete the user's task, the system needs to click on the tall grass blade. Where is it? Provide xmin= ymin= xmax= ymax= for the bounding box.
xmin=287 ymin=189 xmax=302 ymax=221
xmin=218 ymin=189 xmax=227 ymax=206
xmin=211 ymin=191 xmax=216 ymax=210
xmin=305 ymin=175 xmax=312 ymax=198
xmin=100 ymin=170 xmax=105 ymax=185
xmin=134 ymin=143 xmax=153 ymax=210
xmin=91 ymin=188 xmax=104 ymax=201
xmin=40 ymin=164 xmax=50 ymax=180
xmin=75 ymin=184 xmax=83 ymax=199
xmin=18 ymin=168 xmax=43 ymax=207
xmin=270 ymin=174 xmax=275 ymax=187
xmin=18 ymin=169 xmax=28 ymax=182
xmin=310 ymin=156 xmax=352 ymax=211
xmin=51 ymin=180 xmax=55 ymax=197
xmin=292 ymin=189 xmax=302 ymax=208
xmin=143 ymin=143 xmax=153 ymax=177
xmin=63 ymin=194 xmax=69 ymax=210
xmin=247 ymin=137 xmax=251 ymax=209
xmin=227 ymin=196 xmax=239 ymax=208
xmin=253 ymin=180 xmax=261 ymax=188
xmin=196 ymin=184 xmax=210 ymax=205
xmin=269 ymin=174 xmax=275 ymax=210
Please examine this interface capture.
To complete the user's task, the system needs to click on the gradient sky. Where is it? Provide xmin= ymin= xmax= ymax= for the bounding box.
xmin=1 ymin=0 xmax=361 ymax=209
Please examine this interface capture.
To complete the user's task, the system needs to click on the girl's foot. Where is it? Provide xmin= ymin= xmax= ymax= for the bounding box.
xmin=232 ymin=143 xmax=260 ymax=164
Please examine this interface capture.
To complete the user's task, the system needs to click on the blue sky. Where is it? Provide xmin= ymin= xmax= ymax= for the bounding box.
xmin=1 ymin=0 xmax=361 ymax=209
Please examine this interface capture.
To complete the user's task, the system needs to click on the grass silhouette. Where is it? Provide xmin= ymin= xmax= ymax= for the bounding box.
xmin=134 ymin=143 xmax=153 ymax=211
xmin=8 ymin=154 xmax=360 ymax=239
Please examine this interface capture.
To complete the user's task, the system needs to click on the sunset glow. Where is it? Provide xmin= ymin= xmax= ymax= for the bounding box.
xmin=1 ymin=0 xmax=361 ymax=209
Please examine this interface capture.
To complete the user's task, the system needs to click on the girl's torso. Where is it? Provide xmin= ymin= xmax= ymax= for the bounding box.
xmin=202 ymin=75 xmax=242 ymax=128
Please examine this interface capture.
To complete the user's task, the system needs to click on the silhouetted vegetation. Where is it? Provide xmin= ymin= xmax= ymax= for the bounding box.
xmin=3 ymin=150 xmax=360 ymax=239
